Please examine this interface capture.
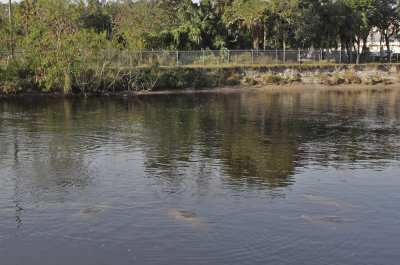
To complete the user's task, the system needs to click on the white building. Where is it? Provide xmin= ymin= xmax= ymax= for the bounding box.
xmin=366 ymin=29 xmax=400 ymax=53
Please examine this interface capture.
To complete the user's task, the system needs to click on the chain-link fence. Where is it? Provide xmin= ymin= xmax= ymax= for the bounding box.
xmin=0 ymin=50 xmax=25 ymax=66
xmin=2 ymin=49 xmax=399 ymax=68
xmin=107 ymin=49 xmax=400 ymax=67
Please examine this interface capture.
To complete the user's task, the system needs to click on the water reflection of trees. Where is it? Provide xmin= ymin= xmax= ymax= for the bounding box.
xmin=1 ymin=88 xmax=399 ymax=203
xmin=213 ymin=94 xmax=299 ymax=190
xmin=125 ymin=88 xmax=400 ymax=193
xmin=291 ymin=89 xmax=400 ymax=169
xmin=124 ymin=94 xmax=299 ymax=193
xmin=0 ymin=98 xmax=96 ymax=204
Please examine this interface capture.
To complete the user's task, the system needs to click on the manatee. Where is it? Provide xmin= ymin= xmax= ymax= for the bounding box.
xmin=65 ymin=203 xmax=109 ymax=227
xmin=81 ymin=206 xmax=105 ymax=214
xmin=167 ymin=209 xmax=214 ymax=230
xmin=303 ymin=194 xmax=357 ymax=210
xmin=168 ymin=209 xmax=202 ymax=221
xmin=302 ymin=214 xmax=354 ymax=224
xmin=34 ymin=201 xmax=87 ymax=209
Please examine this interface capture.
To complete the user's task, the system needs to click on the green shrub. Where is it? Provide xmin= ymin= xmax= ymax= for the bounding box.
xmin=332 ymin=73 xmax=345 ymax=85
xmin=0 ymin=80 xmax=19 ymax=94
xmin=316 ymin=73 xmax=332 ymax=85
xmin=244 ymin=76 xmax=257 ymax=86
xmin=226 ymin=73 xmax=241 ymax=85
xmin=0 ymin=59 xmax=34 ymax=94
xmin=263 ymin=74 xmax=282 ymax=84
xmin=289 ymin=74 xmax=301 ymax=83
xmin=342 ymin=71 xmax=361 ymax=84
xmin=212 ymin=69 xmax=229 ymax=87
xmin=191 ymin=70 xmax=211 ymax=88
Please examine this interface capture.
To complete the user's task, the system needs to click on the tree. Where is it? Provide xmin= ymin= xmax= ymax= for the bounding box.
xmin=222 ymin=0 xmax=269 ymax=49
xmin=113 ymin=0 xmax=199 ymax=50
xmin=371 ymin=0 xmax=400 ymax=53
xmin=267 ymin=0 xmax=320 ymax=49
xmin=189 ymin=0 xmax=227 ymax=49
xmin=343 ymin=0 xmax=375 ymax=63
xmin=80 ymin=0 xmax=112 ymax=36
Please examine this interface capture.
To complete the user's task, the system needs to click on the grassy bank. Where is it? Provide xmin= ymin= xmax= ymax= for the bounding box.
xmin=1 ymin=62 xmax=400 ymax=96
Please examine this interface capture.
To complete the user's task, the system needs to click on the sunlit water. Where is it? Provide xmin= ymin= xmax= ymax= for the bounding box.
xmin=1 ymin=88 xmax=400 ymax=265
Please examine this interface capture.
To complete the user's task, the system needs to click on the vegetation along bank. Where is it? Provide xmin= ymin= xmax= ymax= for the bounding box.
xmin=1 ymin=62 xmax=400 ymax=97
xmin=2 ymin=0 xmax=400 ymax=96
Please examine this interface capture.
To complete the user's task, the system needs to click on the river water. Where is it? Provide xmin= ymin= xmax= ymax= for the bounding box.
xmin=1 ymin=88 xmax=400 ymax=264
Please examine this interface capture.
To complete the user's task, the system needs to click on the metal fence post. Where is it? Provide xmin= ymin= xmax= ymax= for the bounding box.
xmin=356 ymin=49 xmax=359 ymax=64
xmin=202 ymin=50 xmax=205 ymax=66
xmin=298 ymin=48 xmax=301 ymax=64
xmin=275 ymin=49 xmax=278 ymax=64
xmin=251 ymin=49 xmax=254 ymax=65
xmin=320 ymin=48 xmax=322 ymax=62
xmin=176 ymin=50 xmax=179 ymax=66
xmin=227 ymin=50 xmax=230 ymax=65
xmin=283 ymin=48 xmax=286 ymax=64
xmin=340 ymin=50 xmax=342 ymax=64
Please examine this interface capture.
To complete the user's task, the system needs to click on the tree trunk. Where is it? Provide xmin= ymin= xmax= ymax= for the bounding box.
xmin=8 ymin=0 xmax=14 ymax=57
xmin=349 ymin=40 xmax=353 ymax=63
xmin=385 ymin=33 xmax=391 ymax=53
xmin=283 ymin=40 xmax=286 ymax=64
xmin=253 ymin=35 xmax=259 ymax=50
xmin=362 ymin=36 xmax=368 ymax=54
xmin=354 ymin=38 xmax=361 ymax=64
xmin=263 ymin=20 xmax=266 ymax=50
xmin=326 ymin=35 xmax=330 ymax=63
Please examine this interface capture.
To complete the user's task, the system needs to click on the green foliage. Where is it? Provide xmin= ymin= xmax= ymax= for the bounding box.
xmin=332 ymin=73 xmax=345 ymax=85
xmin=316 ymin=72 xmax=333 ymax=86
xmin=0 ymin=0 xmax=399 ymax=53
xmin=0 ymin=57 xmax=36 ymax=94
xmin=244 ymin=76 xmax=257 ymax=86
xmin=342 ymin=71 xmax=362 ymax=84
xmin=222 ymin=0 xmax=269 ymax=49
xmin=226 ymin=73 xmax=240 ymax=85
xmin=153 ymin=68 xmax=211 ymax=90
xmin=289 ymin=74 xmax=301 ymax=83
xmin=211 ymin=69 xmax=226 ymax=86
xmin=1 ymin=0 xmax=400 ymax=93
xmin=263 ymin=74 xmax=283 ymax=84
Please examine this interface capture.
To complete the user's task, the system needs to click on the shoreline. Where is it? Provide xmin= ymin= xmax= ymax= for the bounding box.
xmin=1 ymin=83 xmax=398 ymax=99
xmin=132 ymin=83 xmax=399 ymax=95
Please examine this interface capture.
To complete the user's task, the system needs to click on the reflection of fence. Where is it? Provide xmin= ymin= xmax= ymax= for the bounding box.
xmin=1 ymin=49 xmax=399 ymax=68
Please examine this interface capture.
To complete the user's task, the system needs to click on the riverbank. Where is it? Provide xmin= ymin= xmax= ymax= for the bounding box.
xmin=117 ymin=83 xmax=400 ymax=97
xmin=2 ymin=83 xmax=398 ymax=100
xmin=1 ymin=64 xmax=399 ymax=97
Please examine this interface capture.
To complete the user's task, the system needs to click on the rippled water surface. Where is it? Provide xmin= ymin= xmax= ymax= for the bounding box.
xmin=1 ymin=88 xmax=400 ymax=264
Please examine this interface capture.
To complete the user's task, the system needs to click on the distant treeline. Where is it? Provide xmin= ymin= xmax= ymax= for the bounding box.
xmin=0 ymin=0 xmax=399 ymax=94
xmin=1 ymin=0 xmax=400 ymax=51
